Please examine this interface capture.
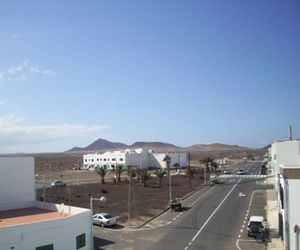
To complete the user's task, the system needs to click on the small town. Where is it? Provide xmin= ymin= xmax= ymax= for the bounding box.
xmin=0 ymin=1 xmax=299 ymax=250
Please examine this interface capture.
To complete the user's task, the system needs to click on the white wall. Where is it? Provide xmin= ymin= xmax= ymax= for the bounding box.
xmin=287 ymin=179 xmax=300 ymax=250
xmin=0 ymin=157 xmax=35 ymax=211
xmin=0 ymin=202 xmax=93 ymax=250
xmin=271 ymin=141 xmax=300 ymax=175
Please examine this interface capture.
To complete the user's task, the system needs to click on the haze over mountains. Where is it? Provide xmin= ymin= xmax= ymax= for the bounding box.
xmin=68 ymin=138 xmax=257 ymax=154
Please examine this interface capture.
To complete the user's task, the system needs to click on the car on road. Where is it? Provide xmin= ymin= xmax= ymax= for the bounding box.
xmin=223 ymin=169 xmax=232 ymax=174
xmin=237 ymin=168 xmax=246 ymax=175
xmin=50 ymin=180 xmax=66 ymax=187
xmin=169 ymin=198 xmax=182 ymax=211
xmin=247 ymin=216 xmax=267 ymax=237
xmin=93 ymin=213 xmax=118 ymax=227
xmin=210 ymin=174 xmax=218 ymax=180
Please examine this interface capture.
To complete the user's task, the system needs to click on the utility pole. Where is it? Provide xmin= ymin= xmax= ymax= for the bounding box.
xmin=128 ymin=165 xmax=132 ymax=225
xmin=289 ymin=125 xmax=293 ymax=141
xmin=204 ymin=165 xmax=207 ymax=185
xmin=188 ymin=152 xmax=191 ymax=190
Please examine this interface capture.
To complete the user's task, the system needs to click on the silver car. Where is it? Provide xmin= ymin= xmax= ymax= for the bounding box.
xmin=93 ymin=213 xmax=118 ymax=227
xmin=50 ymin=180 xmax=66 ymax=187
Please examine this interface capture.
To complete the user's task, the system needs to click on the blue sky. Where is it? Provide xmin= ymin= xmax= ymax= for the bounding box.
xmin=0 ymin=0 xmax=299 ymax=153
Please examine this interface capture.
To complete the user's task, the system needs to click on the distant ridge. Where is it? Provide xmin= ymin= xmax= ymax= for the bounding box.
xmin=130 ymin=141 xmax=179 ymax=149
xmin=67 ymin=138 xmax=258 ymax=153
xmin=186 ymin=143 xmax=250 ymax=151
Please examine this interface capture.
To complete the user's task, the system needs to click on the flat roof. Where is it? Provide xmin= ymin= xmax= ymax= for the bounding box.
xmin=0 ymin=207 xmax=67 ymax=227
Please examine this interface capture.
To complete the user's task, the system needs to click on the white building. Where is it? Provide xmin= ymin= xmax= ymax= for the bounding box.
xmin=269 ymin=140 xmax=300 ymax=250
xmin=0 ymin=157 xmax=93 ymax=250
xmin=83 ymin=148 xmax=187 ymax=170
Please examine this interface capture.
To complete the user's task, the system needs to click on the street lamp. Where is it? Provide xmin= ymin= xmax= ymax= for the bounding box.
xmin=90 ymin=196 xmax=107 ymax=214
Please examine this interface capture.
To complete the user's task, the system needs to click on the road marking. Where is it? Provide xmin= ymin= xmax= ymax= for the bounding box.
xmin=240 ymin=229 xmax=243 ymax=233
xmin=236 ymin=239 xmax=242 ymax=250
xmin=186 ymin=178 xmax=241 ymax=247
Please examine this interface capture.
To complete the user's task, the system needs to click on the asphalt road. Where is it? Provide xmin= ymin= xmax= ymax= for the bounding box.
xmin=93 ymin=161 xmax=267 ymax=250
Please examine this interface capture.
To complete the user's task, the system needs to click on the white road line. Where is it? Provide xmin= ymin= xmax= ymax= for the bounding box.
xmin=185 ymin=247 xmax=188 ymax=250
xmin=240 ymin=229 xmax=243 ymax=233
xmin=236 ymin=239 xmax=242 ymax=250
xmin=190 ymin=179 xmax=242 ymax=243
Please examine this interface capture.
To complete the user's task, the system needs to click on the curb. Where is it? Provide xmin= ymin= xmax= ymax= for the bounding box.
xmin=130 ymin=183 xmax=207 ymax=229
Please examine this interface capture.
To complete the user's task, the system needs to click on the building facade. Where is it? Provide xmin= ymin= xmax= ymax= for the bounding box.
xmin=0 ymin=157 xmax=93 ymax=250
xmin=83 ymin=148 xmax=188 ymax=170
xmin=269 ymin=140 xmax=300 ymax=250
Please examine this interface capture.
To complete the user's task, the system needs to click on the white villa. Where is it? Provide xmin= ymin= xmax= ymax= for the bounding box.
xmin=83 ymin=148 xmax=187 ymax=170
xmin=0 ymin=157 xmax=93 ymax=250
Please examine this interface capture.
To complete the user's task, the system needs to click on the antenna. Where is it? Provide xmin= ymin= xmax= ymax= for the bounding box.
xmin=289 ymin=125 xmax=293 ymax=141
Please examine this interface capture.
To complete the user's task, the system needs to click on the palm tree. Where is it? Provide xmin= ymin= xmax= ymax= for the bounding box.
xmin=114 ymin=164 xmax=125 ymax=183
xmin=96 ymin=166 xmax=106 ymax=184
xmin=199 ymin=157 xmax=217 ymax=172
xmin=123 ymin=165 xmax=136 ymax=181
xmin=154 ymin=168 xmax=166 ymax=187
xmin=137 ymin=168 xmax=150 ymax=187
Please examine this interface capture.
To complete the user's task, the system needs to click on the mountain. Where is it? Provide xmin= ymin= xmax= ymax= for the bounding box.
xmin=67 ymin=138 xmax=258 ymax=154
xmin=130 ymin=141 xmax=179 ymax=149
xmin=84 ymin=138 xmax=128 ymax=151
xmin=187 ymin=143 xmax=251 ymax=151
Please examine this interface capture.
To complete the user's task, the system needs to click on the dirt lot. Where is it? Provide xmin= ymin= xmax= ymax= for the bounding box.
xmin=37 ymin=173 xmax=206 ymax=227
xmin=34 ymin=153 xmax=244 ymax=227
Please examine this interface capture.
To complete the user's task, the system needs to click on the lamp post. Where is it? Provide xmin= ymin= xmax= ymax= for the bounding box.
xmin=90 ymin=196 xmax=107 ymax=214
xmin=163 ymin=155 xmax=172 ymax=203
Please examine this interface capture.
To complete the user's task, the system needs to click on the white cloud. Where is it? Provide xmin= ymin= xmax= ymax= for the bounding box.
xmin=0 ymin=113 xmax=108 ymax=151
xmin=0 ymin=100 xmax=6 ymax=106
xmin=0 ymin=32 xmax=19 ymax=39
xmin=0 ymin=60 xmax=54 ymax=82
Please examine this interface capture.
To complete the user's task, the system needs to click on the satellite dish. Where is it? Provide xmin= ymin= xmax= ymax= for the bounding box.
xmin=100 ymin=196 xmax=107 ymax=203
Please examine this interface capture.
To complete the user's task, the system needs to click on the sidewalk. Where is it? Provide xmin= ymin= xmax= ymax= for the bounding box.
xmin=266 ymin=177 xmax=284 ymax=250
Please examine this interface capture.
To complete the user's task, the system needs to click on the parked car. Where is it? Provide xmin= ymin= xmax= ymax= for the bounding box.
xmin=247 ymin=216 xmax=268 ymax=237
xmin=93 ymin=213 xmax=118 ymax=227
xmin=237 ymin=168 xmax=246 ymax=175
xmin=223 ymin=169 xmax=232 ymax=174
xmin=210 ymin=174 xmax=218 ymax=180
xmin=51 ymin=180 xmax=66 ymax=187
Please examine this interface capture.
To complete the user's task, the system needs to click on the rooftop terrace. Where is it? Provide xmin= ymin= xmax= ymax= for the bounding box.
xmin=0 ymin=207 xmax=67 ymax=227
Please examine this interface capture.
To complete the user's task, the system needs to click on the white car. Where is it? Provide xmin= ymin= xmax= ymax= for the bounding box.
xmin=247 ymin=216 xmax=267 ymax=237
xmin=93 ymin=213 xmax=118 ymax=227
xmin=51 ymin=180 xmax=66 ymax=187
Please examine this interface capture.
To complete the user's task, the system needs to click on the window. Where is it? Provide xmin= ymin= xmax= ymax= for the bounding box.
xmin=84 ymin=159 xmax=87 ymax=162
xmin=91 ymin=159 xmax=94 ymax=162
xmin=103 ymin=158 xmax=106 ymax=161
xmin=119 ymin=158 xmax=124 ymax=161
xmin=36 ymin=244 xmax=54 ymax=250
xmin=97 ymin=158 xmax=99 ymax=161
xmin=76 ymin=233 xmax=86 ymax=249
xmin=112 ymin=158 xmax=116 ymax=161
